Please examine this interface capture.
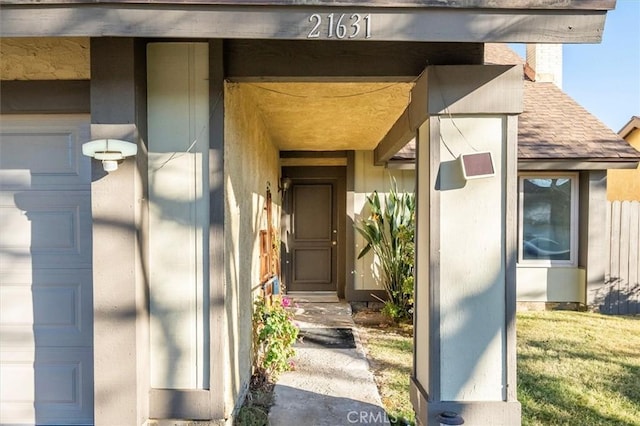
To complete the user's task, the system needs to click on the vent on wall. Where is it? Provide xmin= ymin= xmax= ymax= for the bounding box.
xmin=458 ymin=152 xmax=495 ymax=180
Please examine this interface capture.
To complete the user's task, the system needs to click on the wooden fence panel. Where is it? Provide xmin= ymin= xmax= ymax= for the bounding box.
xmin=630 ymin=200 xmax=639 ymax=315
xmin=602 ymin=201 xmax=640 ymax=315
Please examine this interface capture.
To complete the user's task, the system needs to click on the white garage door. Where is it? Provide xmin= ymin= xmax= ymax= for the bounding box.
xmin=0 ymin=115 xmax=94 ymax=425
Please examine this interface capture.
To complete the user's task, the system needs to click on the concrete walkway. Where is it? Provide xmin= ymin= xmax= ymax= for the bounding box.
xmin=268 ymin=296 xmax=390 ymax=426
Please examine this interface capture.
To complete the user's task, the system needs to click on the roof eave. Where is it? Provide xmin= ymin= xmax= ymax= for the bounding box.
xmin=0 ymin=0 xmax=618 ymax=9
xmin=0 ymin=1 xmax=612 ymax=42
xmin=618 ymin=116 xmax=640 ymax=139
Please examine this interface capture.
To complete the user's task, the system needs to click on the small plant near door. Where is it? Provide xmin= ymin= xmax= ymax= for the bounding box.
xmin=236 ymin=296 xmax=298 ymax=425
xmin=355 ymin=177 xmax=416 ymax=321
xmin=252 ymin=295 xmax=299 ymax=380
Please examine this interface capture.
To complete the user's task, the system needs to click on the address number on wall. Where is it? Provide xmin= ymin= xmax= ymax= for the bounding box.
xmin=307 ymin=13 xmax=372 ymax=39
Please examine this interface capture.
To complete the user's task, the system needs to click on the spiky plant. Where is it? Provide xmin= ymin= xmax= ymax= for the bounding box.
xmin=355 ymin=177 xmax=415 ymax=320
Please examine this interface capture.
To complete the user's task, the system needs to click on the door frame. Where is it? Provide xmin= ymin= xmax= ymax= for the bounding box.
xmin=281 ymin=166 xmax=347 ymax=299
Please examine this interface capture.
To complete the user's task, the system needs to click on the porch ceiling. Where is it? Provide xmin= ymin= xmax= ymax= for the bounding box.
xmin=238 ymin=82 xmax=414 ymax=151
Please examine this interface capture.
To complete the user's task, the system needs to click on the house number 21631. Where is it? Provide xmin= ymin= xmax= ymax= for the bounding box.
xmin=307 ymin=13 xmax=372 ymax=39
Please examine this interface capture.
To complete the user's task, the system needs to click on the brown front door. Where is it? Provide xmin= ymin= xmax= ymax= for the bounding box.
xmin=287 ymin=182 xmax=338 ymax=292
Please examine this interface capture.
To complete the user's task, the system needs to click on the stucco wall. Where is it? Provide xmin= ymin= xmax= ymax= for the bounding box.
xmin=0 ymin=37 xmax=90 ymax=80
xmin=627 ymin=129 xmax=640 ymax=150
xmin=224 ymin=83 xmax=280 ymax=415
xmin=608 ymin=128 xmax=640 ymax=201
xmin=352 ymin=150 xmax=415 ymax=291
xmin=608 ymin=168 xmax=640 ymax=201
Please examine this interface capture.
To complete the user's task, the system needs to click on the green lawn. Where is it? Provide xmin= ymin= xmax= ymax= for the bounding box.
xmin=518 ymin=311 xmax=640 ymax=425
xmin=358 ymin=325 xmax=415 ymax=425
xmin=359 ymin=311 xmax=640 ymax=426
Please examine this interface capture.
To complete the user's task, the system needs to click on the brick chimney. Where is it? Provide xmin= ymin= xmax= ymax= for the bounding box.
xmin=526 ymin=44 xmax=563 ymax=89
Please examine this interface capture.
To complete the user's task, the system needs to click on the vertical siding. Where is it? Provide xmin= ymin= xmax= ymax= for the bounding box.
xmin=147 ymin=43 xmax=209 ymax=389
xmin=601 ymin=201 xmax=640 ymax=314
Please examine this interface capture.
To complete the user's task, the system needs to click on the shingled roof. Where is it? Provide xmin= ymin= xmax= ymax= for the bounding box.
xmin=518 ymin=81 xmax=640 ymax=163
xmin=486 ymin=43 xmax=639 ymax=164
xmin=393 ymin=44 xmax=640 ymax=167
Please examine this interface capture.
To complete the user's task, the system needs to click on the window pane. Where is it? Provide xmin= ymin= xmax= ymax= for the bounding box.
xmin=522 ymin=178 xmax=572 ymax=261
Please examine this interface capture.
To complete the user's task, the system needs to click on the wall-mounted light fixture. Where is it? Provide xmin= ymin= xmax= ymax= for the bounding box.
xmin=82 ymin=139 xmax=138 ymax=172
xmin=279 ymin=177 xmax=292 ymax=194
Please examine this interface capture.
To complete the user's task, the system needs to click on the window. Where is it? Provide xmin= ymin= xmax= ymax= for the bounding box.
xmin=518 ymin=174 xmax=578 ymax=266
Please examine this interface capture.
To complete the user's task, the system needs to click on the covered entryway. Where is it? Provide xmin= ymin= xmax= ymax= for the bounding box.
xmin=0 ymin=2 xmax=617 ymax=424
xmin=0 ymin=115 xmax=94 ymax=425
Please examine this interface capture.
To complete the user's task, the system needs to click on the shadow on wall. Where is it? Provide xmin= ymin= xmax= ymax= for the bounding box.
xmin=435 ymin=159 xmax=466 ymax=191
xmin=147 ymin=158 xmax=210 ymax=390
xmin=223 ymin=182 xmax=272 ymax=412
xmin=10 ymin=186 xmax=95 ymax=424
xmin=593 ymin=277 xmax=640 ymax=315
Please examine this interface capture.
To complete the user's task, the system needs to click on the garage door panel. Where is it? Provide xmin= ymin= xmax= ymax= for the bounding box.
xmin=0 ymin=270 xmax=93 ymax=347
xmin=0 ymin=114 xmax=94 ymax=425
xmin=0 ymin=116 xmax=91 ymax=191
xmin=0 ymin=348 xmax=94 ymax=425
xmin=0 ymin=191 xmax=92 ymax=269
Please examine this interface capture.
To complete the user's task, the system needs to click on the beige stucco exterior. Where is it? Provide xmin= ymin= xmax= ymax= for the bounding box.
xmin=626 ymin=127 xmax=640 ymax=149
xmin=0 ymin=37 xmax=90 ymax=80
xmin=224 ymin=83 xmax=281 ymax=415
xmin=241 ymin=82 xmax=413 ymax=151
xmin=608 ymin=122 xmax=640 ymax=201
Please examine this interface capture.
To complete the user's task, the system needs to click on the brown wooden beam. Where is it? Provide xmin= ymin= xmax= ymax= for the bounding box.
xmin=0 ymin=80 xmax=90 ymax=114
xmin=225 ymin=41 xmax=483 ymax=81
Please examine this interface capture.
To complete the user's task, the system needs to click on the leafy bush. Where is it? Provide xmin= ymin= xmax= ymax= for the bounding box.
xmin=252 ymin=296 xmax=299 ymax=381
xmin=355 ymin=177 xmax=415 ymax=320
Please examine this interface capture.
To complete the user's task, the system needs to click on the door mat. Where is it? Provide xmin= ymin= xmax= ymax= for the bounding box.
xmin=295 ymin=328 xmax=356 ymax=349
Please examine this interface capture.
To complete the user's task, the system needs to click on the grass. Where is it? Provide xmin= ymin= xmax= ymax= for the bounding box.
xmin=234 ymin=375 xmax=274 ymax=426
xmin=517 ymin=311 xmax=640 ymax=426
xmin=358 ymin=323 xmax=416 ymax=425
xmin=358 ymin=311 xmax=640 ymax=426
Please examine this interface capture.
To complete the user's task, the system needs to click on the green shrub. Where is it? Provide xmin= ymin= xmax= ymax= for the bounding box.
xmin=252 ymin=296 xmax=299 ymax=381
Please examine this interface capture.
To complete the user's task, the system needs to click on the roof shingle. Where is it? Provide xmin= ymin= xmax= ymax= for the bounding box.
xmin=518 ymin=80 xmax=640 ymax=161
xmin=394 ymin=44 xmax=640 ymax=164
xmin=491 ymin=43 xmax=640 ymax=162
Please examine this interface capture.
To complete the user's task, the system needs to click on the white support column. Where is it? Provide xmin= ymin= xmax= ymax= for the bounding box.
xmin=411 ymin=65 xmax=522 ymax=426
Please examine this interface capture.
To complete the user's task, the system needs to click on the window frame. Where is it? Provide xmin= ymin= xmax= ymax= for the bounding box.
xmin=518 ymin=172 xmax=579 ymax=267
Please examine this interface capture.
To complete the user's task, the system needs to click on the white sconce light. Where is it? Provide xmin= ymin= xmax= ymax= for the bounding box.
xmin=82 ymin=139 xmax=138 ymax=172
